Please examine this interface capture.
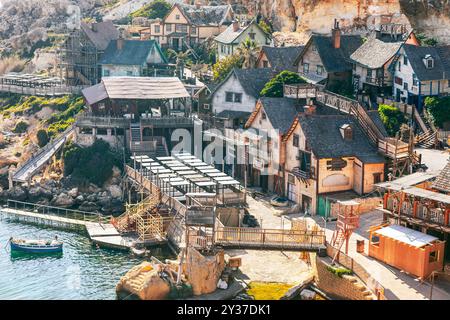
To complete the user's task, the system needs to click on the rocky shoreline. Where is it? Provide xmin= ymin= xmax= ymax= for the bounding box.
xmin=0 ymin=167 xmax=125 ymax=216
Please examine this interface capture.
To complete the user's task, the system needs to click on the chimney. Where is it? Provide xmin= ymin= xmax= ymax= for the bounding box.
xmin=232 ymin=20 xmax=239 ymax=32
xmin=117 ymin=37 xmax=124 ymax=50
xmin=303 ymin=104 xmax=316 ymax=115
xmin=332 ymin=19 xmax=341 ymax=49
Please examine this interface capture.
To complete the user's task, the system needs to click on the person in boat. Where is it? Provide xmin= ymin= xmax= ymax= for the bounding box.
xmin=50 ymin=235 xmax=60 ymax=246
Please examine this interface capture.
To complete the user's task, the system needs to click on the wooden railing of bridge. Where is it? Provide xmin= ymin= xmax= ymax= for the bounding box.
xmin=215 ymin=226 xmax=326 ymax=251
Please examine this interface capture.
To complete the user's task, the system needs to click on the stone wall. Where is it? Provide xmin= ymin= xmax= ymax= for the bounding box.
xmin=314 ymin=256 xmax=375 ymax=300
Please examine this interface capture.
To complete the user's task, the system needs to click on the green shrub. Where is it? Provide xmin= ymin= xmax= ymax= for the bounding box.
xmin=260 ymin=70 xmax=306 ymax=97
xmin=63 ymin=140 xmax=122 ymax=187
xmin=212 ymin=54 xmax=243 ymax=82
xmin=13 ymin=121 xmax=29 ymax=134
xmin=378 ymin=104 xmax=406 ymax=136
xmin=326 ymin=265 xmax=353 ymax=278
xmin=130 ymin=0 xmax=171 ymax=19
xmin=36 ymin=129 xmax=49 ymax=147
xmin=424 ymin=96 xmax=450 ymax=128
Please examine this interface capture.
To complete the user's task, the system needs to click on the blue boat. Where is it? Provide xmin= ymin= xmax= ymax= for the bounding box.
xmin=10 ymin=237 xmax=63 ymax=254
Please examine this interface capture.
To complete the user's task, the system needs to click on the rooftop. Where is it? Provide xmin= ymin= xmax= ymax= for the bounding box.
xmin=402 ymin=44 xmax=450 ymax=81
xmin=259 ymin=45 xmax=304 ymax=72
xmin=259 ymin=97 xmax=299 ymax=134
xmin=82 ymin=77 xmax=189 ymax=104
xmin=99 ymin=40 xmax=167 ymax=65
xmin=214 ymin=20 xmax=266 ymax=44
xmin=374 ymin=224 xmax=439 ymax=248
xmin=432 ymin=161 xmax=450 ymax=193
xmin=178 ymin=4 xmax=232 ymax=26
xmin=297 ymin=114 xmax=384 ymax=163
xmin=350 ymin=38 xmax=402 ymax=69
xmin=80 ymin=21 xmax=119 ymax=51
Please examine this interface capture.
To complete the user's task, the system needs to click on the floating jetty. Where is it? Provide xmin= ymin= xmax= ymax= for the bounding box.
xmin=0 ymin=201 xmax=135 ymax=251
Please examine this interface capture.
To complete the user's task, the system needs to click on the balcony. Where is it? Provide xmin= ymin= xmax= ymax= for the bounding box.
xmin=292 ymin=166 xmax=311 ymax=180
xmin=283 ymin=83 xmax=321 ymax=99
xmin=76 ymin=114 xmax=196 ymax=129
xmin=364 ymin=77 xmax=392 ymax=87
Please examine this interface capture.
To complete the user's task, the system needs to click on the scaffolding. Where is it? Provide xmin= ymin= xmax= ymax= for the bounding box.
xmin=58 ymin=29 xmax=101 ymax=86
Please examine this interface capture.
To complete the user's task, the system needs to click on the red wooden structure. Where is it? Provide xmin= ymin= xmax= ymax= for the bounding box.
xmin=331 ymin=200 xmax=361 ymax=262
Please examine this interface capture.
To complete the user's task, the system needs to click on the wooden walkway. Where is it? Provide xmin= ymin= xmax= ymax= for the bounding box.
xmin=0 ymin=206 xmax=135 ymax=251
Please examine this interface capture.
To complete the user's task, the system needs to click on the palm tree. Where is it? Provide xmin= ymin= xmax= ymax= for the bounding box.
xmin=167 ymin=48 xmax=194 ymax=79
xmin=236 ymin=38 xmax=260 ymax=69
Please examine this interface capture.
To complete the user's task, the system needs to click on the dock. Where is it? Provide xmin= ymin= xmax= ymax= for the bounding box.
xmin=0 ymin=203 xmax=134 ymax=251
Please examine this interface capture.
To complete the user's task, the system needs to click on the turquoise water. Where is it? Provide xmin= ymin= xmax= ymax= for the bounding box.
xmin=0 ymin=218 xmax=173 ymax=300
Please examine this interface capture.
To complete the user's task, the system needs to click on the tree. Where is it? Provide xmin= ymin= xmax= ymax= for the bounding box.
xmin=258 ymin=20 xmax=272 ymax=35
xmin=212 ymin=54 xmax=243 ymax=82
xmin=424 ymin=96 xmax=450 ymax=128
xmin=36 ymin=129 xmax=49 ymax=147
xmin=235 ymin=38 xmax=260 ymax=69
xmin=416 ymin=33 xmax=439 ymax=47
xmin=130 ymin=0 xmax=172 ymax=19
xmin=13 ymin=120 xmax=28 ymax=134
xmin=167 ymin=48 xmax=194 ymax=78
xmin=378 ymin=104 xmax=407 ymax=136
xmin=260 ymin=71 xmax=306 ymax=97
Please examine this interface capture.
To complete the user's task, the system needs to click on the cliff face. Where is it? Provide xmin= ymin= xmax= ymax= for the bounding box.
xmin=232 ymin=0 xmax=450 ymax=44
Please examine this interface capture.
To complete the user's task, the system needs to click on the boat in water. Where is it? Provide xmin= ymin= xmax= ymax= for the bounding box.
xmin=9 ymin=236 xmax=63 ymax=254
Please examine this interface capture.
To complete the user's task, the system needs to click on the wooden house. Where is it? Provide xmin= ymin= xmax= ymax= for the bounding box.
xmin=214 ymin=20 xmax=271 ymax=61
xmin=369 ymin=224 xmax=445 ymax=279
xmin=99 ymin=39 xmax=168 ymax=78
xmin=255 ymin=45 xmax=304 ymax=72
xmin=140 ymin=4 xmax=234 ymax=51
xmin=292 ymin=20 xmax=363 ymax=87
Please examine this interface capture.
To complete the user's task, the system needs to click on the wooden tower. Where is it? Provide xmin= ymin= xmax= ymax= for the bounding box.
xmin=331 ymin=200 xmax=361 ymax=262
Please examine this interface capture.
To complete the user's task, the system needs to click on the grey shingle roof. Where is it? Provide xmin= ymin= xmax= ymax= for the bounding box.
xmin=233 ymin=68 xmax=276 ymax=98
xmin=297 ymin=114 xmax=384 ymax=163
xmin=432 ymin=161 xmax=450 ymax=193
xmin=80 ymin=21 xmax=119 ymax=51
xmin=350 ymin=39 xmax=402 ymax=69
xmin=367 ymin=110 xmax=389 ymax=137
xmin=216 ymin=110 xmax=251 ymax=119
xmin=261 ymin=46 xmax=304 ymax=72
xmin=402 ymin=44 xmax=450 ymax=81
xmin=99 ymin=40 xmax=167 ymax=65
xmin=295 ymin=35 xmax=363 ymax=73
xmin=259 ymin=97 xmax=299 ymax=133
xmin=178 ymin=4 xmax=231 ymax=26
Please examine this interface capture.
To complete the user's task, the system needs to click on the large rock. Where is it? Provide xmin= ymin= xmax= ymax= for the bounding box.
xmin=108 ymin=185 xmax=122 ymax=199
xmin=116 ymin=262 xmax=171 ymax=300
xmin=79 ymin=201 xmax=99 ymax=212
xmin=7 ymin=186 xmax=27 ymax=201
xmin=51 ymin=193 xmax=74 ymax=208
xmin=68 ymin=187 xmax=78 ymax=198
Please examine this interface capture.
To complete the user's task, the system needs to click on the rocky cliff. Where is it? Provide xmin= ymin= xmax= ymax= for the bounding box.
xmin=230 ymin=0 xmax=450 ymax=44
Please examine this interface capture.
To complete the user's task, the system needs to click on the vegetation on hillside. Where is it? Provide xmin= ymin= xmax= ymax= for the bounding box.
xmin=130 ymin=0 xmax=172 ymax=19
xmin=62 ymin=140 xmax=122 ymax=187
xmin=260 ymin=71 xmax=306 ymax=97
xmin=212 ymin=54 xmax=243 ymax=82
xmin=416 ymin=33 xmax=439 ymax=47
xmin=258 ymin=19 xmax=273 ymax=35
xmin=378 ymin=104 xmax=407 ymax=136
xmin=424 ymin=96 xmax=450 ymax=128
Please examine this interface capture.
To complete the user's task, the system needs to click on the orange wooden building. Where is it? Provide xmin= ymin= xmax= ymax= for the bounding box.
xmin=369 ymin=224 xmax=445 ymax=279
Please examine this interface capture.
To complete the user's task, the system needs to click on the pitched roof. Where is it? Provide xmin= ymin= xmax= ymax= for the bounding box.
xmin=259 ymin=97 xmax=299 ymax=133
xmin=260 ymin=45 xmax=304 ymax=72
xmin=177 ymin=4 xmax=231 ymax=26
xmin=216 ymin=110 xmax=251 ymax=119
xmin=99 ymin=40 xmax=166 ymax=65
xmin=80 ymin=21 xmax=119 ymax=51
xmin=350 ymin=39 xmax=402 ymax=69
xmin=402 ymin=44 xmax=450 ymax=81
xmin=294 ymin=35 xmax=363 ymax=73
xmin=432 ymin=161 xmax=450 ymax=193
xmin=233 ymin=68 xmax=276 ymax=98
xmin=297 ymin=114 xmax=384 ymax=162
xmin=82 ymin=77 xmax=189 ymax=104
xmin=214 ymin=20 xmax=267 ymax=44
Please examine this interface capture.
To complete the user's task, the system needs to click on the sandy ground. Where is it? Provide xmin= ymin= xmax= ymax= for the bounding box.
xmin=416 ymin=148 xmax=449 ymax=171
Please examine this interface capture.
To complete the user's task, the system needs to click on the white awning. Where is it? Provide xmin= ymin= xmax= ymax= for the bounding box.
xmin=374 ymin=225 xmax=439 ymax=248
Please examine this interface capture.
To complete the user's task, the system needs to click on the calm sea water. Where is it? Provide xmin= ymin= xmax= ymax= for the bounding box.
xmin=0 ymin=218 xmax=173 ymax=300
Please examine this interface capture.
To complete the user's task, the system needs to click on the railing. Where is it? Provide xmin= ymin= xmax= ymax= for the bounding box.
xmin=13 ymin=125 xmax=75 ymax=182
xmin=76 ymin=114 xmax=195 ymax=128
xmin=292 ymin=167 xmax=311 ymax=180
xmin=326 ymin=244 xmax=386 ymax=300
xmin=377 ymin=138 xmax=410 ymax=159
xmin=5 ymin=199 xmax=111 ymax=224
xmin=283 ymin=84 xmax=320 ymax=99
xmin=215 ymin=226 xmax=326 ymax=250
xmin=0 ymin=83 xmax=87 ymax=96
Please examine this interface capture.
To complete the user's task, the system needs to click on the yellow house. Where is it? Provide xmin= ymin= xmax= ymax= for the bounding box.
xmin=282 ymin=110 xmax=385 ymax=216
xmin=140 ymin=3 xmax=233 ymax=50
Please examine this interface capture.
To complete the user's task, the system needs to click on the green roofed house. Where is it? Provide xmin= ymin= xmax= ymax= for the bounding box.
xmin=99 ymin=39 xmax=169 ymax=78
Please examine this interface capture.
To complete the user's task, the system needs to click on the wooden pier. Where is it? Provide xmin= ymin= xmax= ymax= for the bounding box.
xmin=0 ymin=200 xmax=152 ymax=251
